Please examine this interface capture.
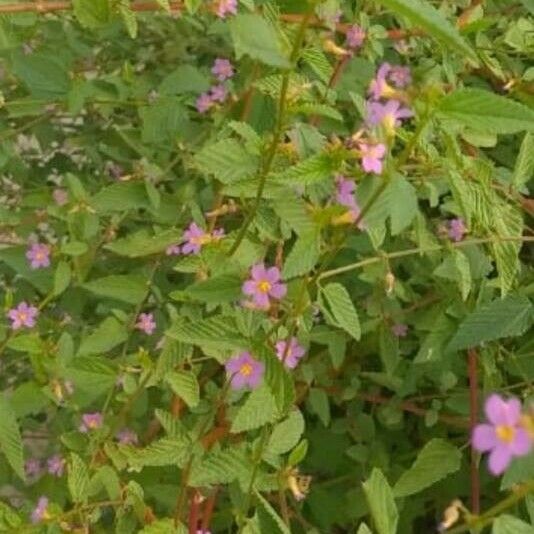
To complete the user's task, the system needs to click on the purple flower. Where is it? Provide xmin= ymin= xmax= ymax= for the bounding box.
xmin=211 ymin=58 xmax=234 ymax=81
xmin=389 ymin=65 xmax=411 ymax=88
xmin=346 ymin=25 xmax=365 ymax=49
xmin=25 ymin=458 xmax=42 ymax=478
xmin=26 ymin=243 xmax=51 ymax=269
xmin=181 ymin=223 xmax=219 ymax=255
xmin=216 ymin=0 xmax=237 ymax=18
xmin=366 ymin=100 xmax=413 ymax=131
xmin=242 ymin=263 xmax=287 ymax=309
xmin=359 ymin=142 xmax=386 ymax=174
xmin=368 ymin=63 xmax=395 ymax=100
xmin=472 ymin=394 xmax=532 ymax=475
xmin=117 ymin=428 xmax=138 ymax=445
xmin=136 ymin=313 xmax=156 ymax=335
xmin=335 ymin=176 xmax=364 ymax=227
xmin=196 ymin=93 xmax=213 ymax=113
xmin=52 ymin=188 xmax=68 ymax=206
xmin=166 ymin=244 xmax=181 ymax=256
xmin=276 ymin=337 xmax=306 ymax=369
xmin=79 ymin=412 xmax=103 ymax=433
xmin=7 ymin=302 xmax=39 ymax=330
xmin=448 ymin=218 xmax=466 ymax=242
xmin=47 ymin=455 xmax=65 ymax=477
xmin=225 ymin=352 xmax=264 ymax=390
xmin=391 ymin=323 xmax=408 ymax=338
xmin=31 ymin=496 xmax=49 ymax=524
xmin=210 ymin=84 xmax=227 ymax=103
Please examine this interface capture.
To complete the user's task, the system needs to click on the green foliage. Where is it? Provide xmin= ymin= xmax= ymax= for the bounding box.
xmin=362 ymin=469 xmax=399 ymax=534
xmin=0 ymin=396 xmax=25 ymax=481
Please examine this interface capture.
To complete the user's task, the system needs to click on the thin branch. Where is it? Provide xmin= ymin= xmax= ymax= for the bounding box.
xmin=468 ymin=348 xmax=480 ymax=515
xmin=0 ymin=1 xmax=181 ymax=13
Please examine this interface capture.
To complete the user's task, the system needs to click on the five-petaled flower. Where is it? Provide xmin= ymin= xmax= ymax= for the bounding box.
xmin=211 ymin=58 xmax=234 ymax=81
xmin=359 ymin=142 xmax=386 ymax=174
xmin=47 ymin=455 xmax=65 ymax=477
xmin=472 ymin=394 xmax=532 ymax=475
xmin=448 ymin=218 xmax=467 ymax=242
xmin=225 ymin=352 xmax=264 ymax=389
xmin=8 ymin=302 xmax=39 ymax=330
xmin=276 ymin=337 xmax=306 ymax=369
xmin=136 ymin=313 xmax=156 ymax=335
xmin=242 ymin=263 xmax=287 ymax=309
xmin=346 ymin=25 xmax=365 ymax=49
xmin=196 ymin=93 xmax=213 ymax=114
xmin=26 ymin=243 xmax=51 ymax=269
xmin=79 ymin=412 xmax=103 ymax=433
xmin=31 ymin=496 xmax=50 ymax=523
xmin=366 ymin=100 xmax=413 ymax=133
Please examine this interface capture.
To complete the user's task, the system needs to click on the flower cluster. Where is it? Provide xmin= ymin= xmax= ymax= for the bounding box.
xmin=166 ymin=222 xmax=224 ymax=256
xmin=197 ymin=58 xmax=235 ymax=113
xmin=472 ymin=394 xmax=533 ymax=475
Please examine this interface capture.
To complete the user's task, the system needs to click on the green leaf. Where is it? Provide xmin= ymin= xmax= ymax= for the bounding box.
xmin=231 ymin=385 xmax=279 ymax=433
xmin=92 ymin=182 xmax=150 ymax=213
xmin=320 ymin=283 xmax=361 ymax=341
xmin=0 ymin=501 xmax=22 ymax=531
xmin=139 ymin=519 xmax=186 ymax=533
xmin=91 ymin=465 xmax=121 ymax=500
xmin=357 ymin=524 xmax=373 ymax=534
xmin=512 ymin=132 xmax=534 ymax=190
xmin=82 ymin=274 xmax=148 ymax=305
xmin=139 ymin=99 xmax=187 ymax=144
xmin=377 ymin=0 xmax=477 ymax=61
xmin=452 ymin=249 xmax=471 ymax=301
xmin=255 ymin=490 xmax=291 ymax=534
xmin=78 ymin=317 xmax=128 ymax=356
xmin=189 ymin=448 xmax=250 ymax=487
xmin=68 ymin=453 xmax=90 ymax=504
xmin=275 ymin=152 xmax=339 ymax=185
xmin=272 ymin=195 xmax=316 ymax=236
xmin=362 ymin=469 xmax=399 ymax=534
xmin=120 ymin=437 xmax=191 ymax=470
xmin=180 ymin=274 xmax=242 ymax=304
xmin=118 ymin=0 xmax=138 ymax=38
xmin=0 ymin=396 xmax=25 ymax=481
xmin=61 ymin=241 xmax=89 ymax=256
xmin=393 ymin=439 xmax=461 ymax=497
xmin=230 ymin=14 xmax=290 ymax=68
xmin=492 ymin=515 xmax=534 ymax=534
xmin=265 ymin=409 xmax=305 ymax=456
xmin=438 ymin=89 xmax=534 ymax=134
xmin=282 ymin=232 xmax=320 ymax=279
xmin=72 ymin=0 xmax=110 ymax=28
xmin=195 ymin=138 xmax=258 ymax=184
xmin=53 ymin=260 xmax=71 ymax=296
xmin=159 ymin=65 xmax=210 ymax=95
xmin=155 ymin=0 xmax=171 ymax=11
xmin=447 ymin=295 xmax=532 ymax=351
xmin=166 ymin=371 xmax=200 ymax=408
xmin=105 ymin=229 xmax=183 ymax=258
xmin=308 ymin=388 xmax=330 ymax=427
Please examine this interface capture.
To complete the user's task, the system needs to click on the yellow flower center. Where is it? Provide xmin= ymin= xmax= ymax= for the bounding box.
xmin=191 ymin=234 xmax=212 ymax=246
xmin=496 ymin=425 xmax=515 ymax=443
xmin=240 ymin=363 xmax=253 ymax=376
xmin=19 ymin=312 xmax=27 ymax=322
xmin=257 ymin=280 xmax=271 ymax=293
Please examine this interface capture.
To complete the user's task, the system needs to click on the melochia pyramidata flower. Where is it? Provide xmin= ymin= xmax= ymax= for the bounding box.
xmin=135 ymin=313 xmax=156 ymax=335
xmin=225 ymin=352 xmax=264 ymax=389
xmin=276 ymin=337 xmax=306 ymax=369
xmin=211 ymin=58 xmax=234 ymax=81
xmin=242 ymin=263 xmax=287 ymax=309
xmin=7 ymin=302 xmax=39 ymax=330
xmin=26 ymin=242 xmax=51 ymax=269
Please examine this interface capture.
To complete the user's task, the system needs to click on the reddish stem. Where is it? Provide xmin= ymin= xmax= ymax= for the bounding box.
xmin=201 ymin=489 xmax=219 ymax=531
xmin=188 ymin=491 xmax=201 ymax=534
xmin=468 ymin=348 xmax=480 ymax=514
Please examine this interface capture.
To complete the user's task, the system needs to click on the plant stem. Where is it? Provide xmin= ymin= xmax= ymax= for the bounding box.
xmin=468 ymin=348 xmax=480 ymax=515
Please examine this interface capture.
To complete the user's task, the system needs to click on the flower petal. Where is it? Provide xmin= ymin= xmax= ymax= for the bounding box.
xmin=251 ymin=263 xmax=266 ymax=281
xmin=485 ymin=394 xmax=511 ymax=425
xmin=242 ymin=280 xmax=257 ymax=296
xmin=269 ymin=283 xmax=287 ymax=299
xmin=472 ymin=424 xmax=497 ymax=452
xmin=488 ymin=445 xmax=512 ymax=475
xmin=511 ymin=428 xmax=532 ymax=456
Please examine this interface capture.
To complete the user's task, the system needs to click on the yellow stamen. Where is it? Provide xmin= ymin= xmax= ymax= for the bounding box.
xmin=191 ymin=234 xmax=212 ymax=246
xmin=496 ymin=425 xmax=515 ymax=443
xmin=19 ymin=312 xmax=27 ymax=322
xmin=240 ymin=363 xmax=252 ymax=376
xmin=257 ymin=280 xmax=271 ymax=293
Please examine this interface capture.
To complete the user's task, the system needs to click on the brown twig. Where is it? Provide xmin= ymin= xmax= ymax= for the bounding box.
xmin=468 ymin=348 xmax=480 ymax=514
xmin=0 ymin=1 xmax=181 ymax=13
xmin=201 ymin=489 xmax=219 ymax=532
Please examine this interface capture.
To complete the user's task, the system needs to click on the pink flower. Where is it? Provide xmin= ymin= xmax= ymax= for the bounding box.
xmin=117 ymin=428 xmax=138 ymax=445
xmin=211 ymin=58 xmax=234 ymax=81
xmin=25 ymin=458 xmax=42 ymax=478
xmin=31 ymin=496 xmax=49 ymax=524
xmin=448 ymin=218 xmax=466 ymax=242
xmin=26 ymin=243 xmax=51 ymax=269
xmin=7 ymin=302 xmax=39 ymax=330
xmin=79 ymin=412 xmax=103 ymax=433
xmin=359 ymin=142 xmax=386 ymax=174
xmin=182 ymin=223 xmax=223 ymax=255
xmin=136 ymin=313 xmax=156 ymax=335
xmin=391 ymin=323 xmax=408 ymax=338
xmin=346 ymin=25 xmax=365 ymax=49
xmin=389 ymin=65 xmax=411 ymax=88
xmin=47 ymin=455 xmax=65 ymax=477
xmin=196 ymin=93 xmax=213 ymax=113
xmin=369 ymin=63 xmax=394 ymax=100
xmin=366 ymin=100 xmax=413 ymax=131
xmin=242 ymin=263 xmax=287 ymax=309
xmin=216 ymin=0 xmax=237 ymax=18
xmin=472 ymin=394 xmax=532 ymax=475
xmin=276 ymin=337 xmax=306 ymax=369
xmin=52 ymin=188 xmax=68 ymax=206
xmin=335 ymin=176 xmax=364 ymax=227
xmin=166 ymin=244 xmax=181 ymax=256
xmin=210 ymin=84 xmax=227 ymax=103
xmin=225 ymin=352 xmax=264 ymax=390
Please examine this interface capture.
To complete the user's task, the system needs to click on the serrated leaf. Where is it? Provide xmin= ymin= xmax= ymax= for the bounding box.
xmin=82 ymin=274 xmax=148 ymax=305
xmin=166 ymin=371 xmax=199 ymax=408
xmin=275 ymin=152 xmax=338 ymax=185
xmin=265 ymin=409 xmax=305 ymax=456
xmin=180 ymin=274 xmax=242 ymax=304
xmin=272 ymin=195 xmax=316 ymax=236
xmin=231 ymin=385 xmax=279 ymax=433
xmin=512 ymin=132 xmax=534 ymax=190
xmin=118 ymin=0 xmax=138 ymax=38
xmin=320 ymin=283 xmax=361 ymax=341
xmin=120 ymin=437 xmax=190 ymax=470
xmin=362 ymin=469 xmax=398 ymax=534
xmin=0 ymin=396 xmax=24 ymax=481
xmin=105 ymin=229 xmax=183 ymax=258
xmin=68 ymin=453 xmax=90 ymax=504
xmin=452 ymin=249 xmax=471 ymax=301
xmin=438 ymin=89 xmax=534 ymax=134
xmin=139 ymin=518 xmax=186 ymax=533
xmin=259 ymin=348 xmax=296 ymax=414
xmin=393 ymin=439 xmax=461 ymax=497
xmin=447 ymin=295 xmax=532 ymax=351
xmin=377 ymin=0 xmax=477 ymax=61
xmin=78 ymin=317 xmax=128 ymax=356
xmin=282 ymin=232 xmax=320 ymax=279
xmin=230 ymin=14 xmax=290 ymax=68
xmin=189 ymin=448 xmax=250 ymax=487
xmin=492 ymin=515 xmax=534 ymax=534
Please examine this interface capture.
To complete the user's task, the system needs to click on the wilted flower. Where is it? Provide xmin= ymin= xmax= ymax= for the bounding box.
xmin=215 ymin=0 xmax=237 ymax=18
xmin=47 ymin=455 xmax=65 ymax=477
xmin=391 ymin=323 xmax=408 ymax=338
xmin=389 ymin=65 xmax=411 ymax=88
xmin=136 ymin=313 xmax=156 ymax=335
xmin=369 ymin=63 xmax=395 ymax=100
xmin=276 ymin=337 xmax=306 ymax=369
xmin=25 ymin=458 xmax=42 ymax=478
xmin=31 ymin=496 xmax=50 ymax=523
xmin=26 ymin=243 xmax=51 ymax=269
xmin=335 ymin=176 xmax=364 ymax=227
xmin=211 ymin=58 xmax=234 ymax=81
xmin=79 ymin=412 xmax=103 ymax=433
xmin=242 ymin=263 xmax=287 ymax=309
xmin=346 ymin=25 xmax=365 ymax=49
xmin=182 ymin=223 xmax=223 ymax=254
xmin=472 ymin=394 xmax=532 ymax=475
xmin=166 ymin=244 xmax=181 ymax=255
xmin=117 ymin=428 xmax=138 ymax=445
xmin=7 ymin=302 xmax=39 ymax=330
xmin=210 ymin=84 xmax=227 ymax=103
xmin=196 ymin=93 xmax=213 ymax=113
xmin=225 ymin=351 xmax=264 ymax=389
xmin=359 ymin=142 xmax=386 ymax=174
xmin=366 ymin=100 xmax=413 ymax=132
xmin=52 ymin=188 xmax=68 ymax=206
xmin=448 ymin=218 xmax=466 ymax=242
